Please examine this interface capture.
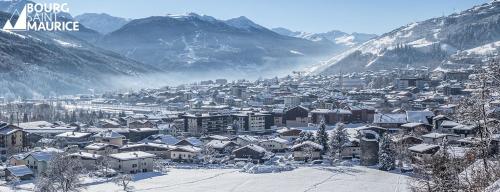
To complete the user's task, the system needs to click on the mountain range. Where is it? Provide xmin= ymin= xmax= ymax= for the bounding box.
xmin=1 ymin=0 xmax=499 ymax=97
xmin=311 ymin=1 xmax=500 ymax=74
xmin=93 ymin=13 xmax=341 ymax=76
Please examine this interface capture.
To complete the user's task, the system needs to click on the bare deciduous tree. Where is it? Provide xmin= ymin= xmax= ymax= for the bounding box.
xmin=113 ymin=174 xmax=133 ymax=191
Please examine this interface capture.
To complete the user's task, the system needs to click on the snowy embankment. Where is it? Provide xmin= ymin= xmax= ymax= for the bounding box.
xmin=0 ymin=166 xmax=409 ymax=192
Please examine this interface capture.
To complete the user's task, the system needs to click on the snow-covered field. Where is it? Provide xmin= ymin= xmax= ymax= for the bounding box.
xmin=0 ymin=166 xmax=409 ymax=192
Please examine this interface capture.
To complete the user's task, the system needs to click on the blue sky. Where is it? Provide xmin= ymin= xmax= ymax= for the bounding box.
xmin=38 ymin=0 xmax=489 ymax=34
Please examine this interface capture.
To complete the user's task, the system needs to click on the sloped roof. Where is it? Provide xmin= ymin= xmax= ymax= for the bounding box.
xmin=6 ymin=165 xmax=33 ymax=177
xmin=291 ymin=141 xmax=323 ymax=151
xmin=92 ymin=130 xmax=125 ymax=139
xmin=373 ymin=113 xmax=407 ymax=124
xmin=408 ymin=143 xmax=439 ymax=153
xmin=140 ymin=134 xmax=179 ymax=145
xmin=406 ymin=111 xmax=435 ymax=124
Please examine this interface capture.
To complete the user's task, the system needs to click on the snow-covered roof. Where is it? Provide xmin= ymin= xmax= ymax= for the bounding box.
xmin=69 ymin=152 xmax=102 ymax=159
xmin=408 ymin=143 xmax=439 ymax=153
xmin=171 ymin=145 xmax=201 ymax=153
xmin=55 ymin=132 xmax=92 ymax=138
xmin=6 ymin=165 xmax=33 ymax=177
xmin=121 ymin=142 xmax=174 ymax=150
xmin=27 ymin=151 xmax=55 ymax=162
xmin=406 ymin=111 xmax=434 ymax=124
xmin=401 ymin=122 xmax=425 ymax=128
xmin=452 ymin=124 xmax=476 ymax=131
xmin=422 ymin=132 xmax=448 ymax=138
xmin=373 ymin=113 xmax=407 ymax=124
xmin=109 ymin=151 xmax=156 ymax=160
xmin=182 ymin=137 xmax=203 ymax=147
xmin=140 ymin=134 xmax=179 ymax=145
xmin=268 ymin=137 xmax=289 ymax=144
xmin=310 ymin=109 xmax=352 ymax=114
xmin=291 ymin=141 xmax=323 ymax=150
xmin=440 ymin=120 xmax=461 ymax=127
xmin=0 ymin=126 xmax=20 ymax=135
xmin=206 ymin=140 xmax=236 ymax=149
xmin=206 ymin=135 xmax=229 ymax=141
xmin=235 ymin=144 xmax=267 ymax=153
xmin=235 ymin=135 xmax=259 ymax=142
xmin=84 ymin=143 xmax=116 ymax=150
xmin=92 ymin=130 xmax=125 ymax=139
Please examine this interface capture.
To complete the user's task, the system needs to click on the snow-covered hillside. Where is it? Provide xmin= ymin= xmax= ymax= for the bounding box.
xmin=0 ymin=11 xmax=156 ymax=98
xmin=75 ymin=13 xmax=130 ymax=34
xmin=0 ymin=167 xmax=409 ymax=192
xmin=312 ymin=0 xmax=500 ymax=74
xmin=272 ymin=28 xmax=377 ymax=48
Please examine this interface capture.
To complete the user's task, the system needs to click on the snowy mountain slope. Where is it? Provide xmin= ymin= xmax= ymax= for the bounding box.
xmin=272 ymin=28 xmax=377 ymax=47
xmin=75 ymin=13 xmax=130 ymax=34
xmin=96 ymin=13 xmax=338 ymax=76
xmin=0 ymin=11 xmax=157 ymax=98
xmin=312 ymin=0 xmax=500 ymax=74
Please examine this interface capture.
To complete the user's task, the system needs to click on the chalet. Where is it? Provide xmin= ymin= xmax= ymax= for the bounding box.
xmin=84 ymin=143 xmax=120 ymax=155
xmin=200 ymin=135 xmax=230 ymax=144
xmin=452 ymin=125 xmax=478 ymax=138
xmin=233 ymin=144 xmax=269 ymax=163
xmin=205 ymin=140 xmax=239 ymax=154
xmin=373 ymin=113 xmax=407 ymax=129
xmin=4 ymin=165 xmax=33 ymax=181
xmin=128 ymin=120 xmax=155 ymax=129
xmin=259 ymin=137 xmax=289 ymax=152
xmin=271 ymin=108 xmax=285 ymax=127
xmin=283 ymin=106 xmax=309 ymax=127
xmin=8 ymin=153 xmax=28 ymax=166
xmin=406 ymin=111 xmax=434 ymax=125
xmin=340 ymin=138 xmax=360 ymax=159
xmin=92 ymin=130 xmax=126 ymax=146
xmin=349 ymin=105 xmax=376 ymax=123
xmin=310 ymin=109 xmax=353 ymax=124
xmin=24 ymin=151 xmax=55 ymax=176
xmin=437 ymin=120 xmax=461 ymax=134
xmin=291 ymin=141 xmax=323 ymax=161
xmin=140 ymin=134 xmax=179 ymax=145
xmin=170 ymin=146 xmax=201 ymax=162
xmin=277 ymin=128 xmax=302 ymax=141
xmin=120 ymin=143 xmax=173 ymax=158
xmin=128 ymin=128 xmax=160 ymax=142
xmin=232 ymin=135 xmax=259 ymax=146
xmin=175 ymin=137 xmax=203 ymax=147
xmin=68 ymin=152 xmax=102 ymax=170
xmin=54 ymin=132 xmax=92 ymax=147
xmin=408 ymin=144 xmax=440 ymax=163
xmin=422 ymin=133 xmax=450 ymax=144
xmin=109 ymin=151 xmax=156 ymax=174
xmin=98 ymin=119 xmax=121 ymax=128
xmin=393 ymin=136 xmax=423 ymax=149
xmin=400 ymin=123 xmax=431 ymax=135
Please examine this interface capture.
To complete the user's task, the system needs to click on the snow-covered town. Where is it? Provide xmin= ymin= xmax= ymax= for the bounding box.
xmin=1 ymin=0 xmax=500 ymax=191
xmin=0 ymin=62 xmax=498 ymax=191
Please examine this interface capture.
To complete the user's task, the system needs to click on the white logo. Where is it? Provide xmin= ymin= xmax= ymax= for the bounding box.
xmin=2 ymin=3 xmax=79 ymax=32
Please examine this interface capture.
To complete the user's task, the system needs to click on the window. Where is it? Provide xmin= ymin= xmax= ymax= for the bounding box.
xmin=132 ymin=164 xmax=137 ymax=168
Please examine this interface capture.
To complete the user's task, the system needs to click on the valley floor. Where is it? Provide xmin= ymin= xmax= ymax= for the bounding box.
xmin=0 ymin=166 xmax=410 ymax=192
